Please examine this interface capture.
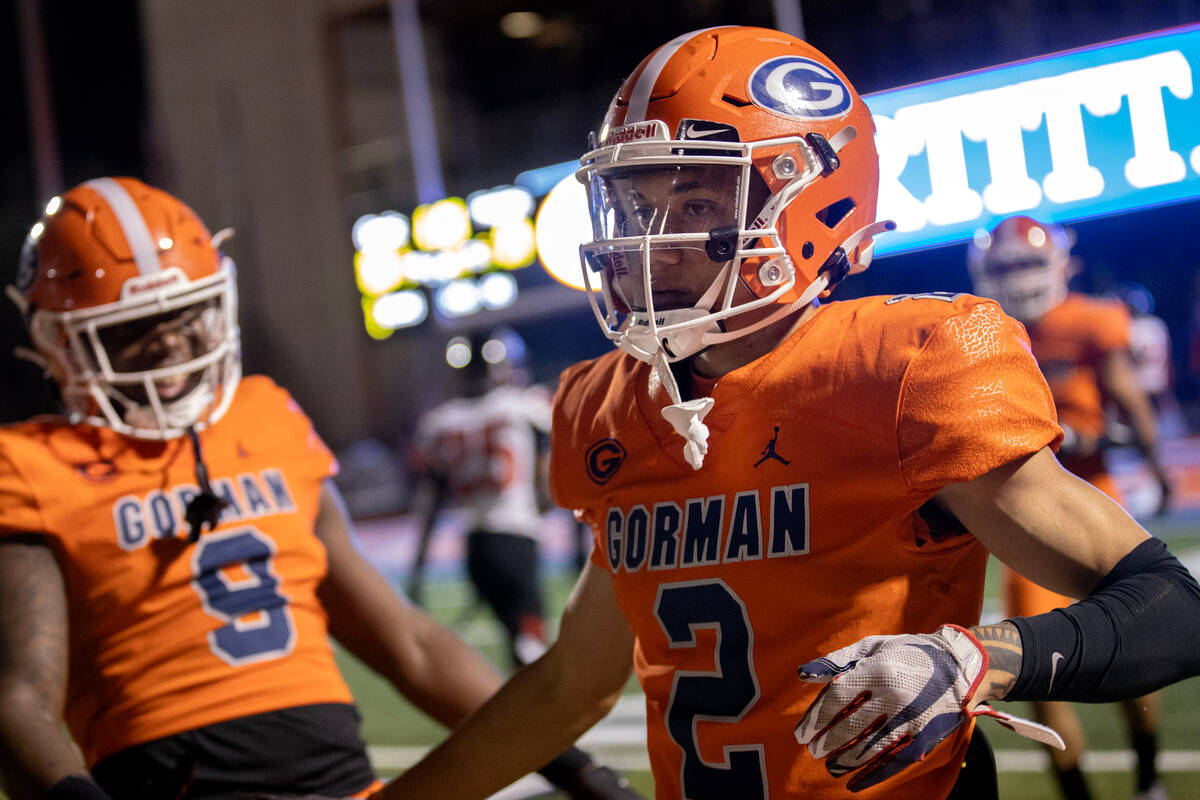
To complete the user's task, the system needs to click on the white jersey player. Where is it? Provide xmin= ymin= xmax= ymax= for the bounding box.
xmin=410 ymin=329 xmax=553 ymax=666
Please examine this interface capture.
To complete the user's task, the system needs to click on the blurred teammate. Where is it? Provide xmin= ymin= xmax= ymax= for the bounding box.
xmin=377 ymin=27 xmax=1200 ymax=800
xmin=0 ymin=178 xmax=640 ymax=800
xmin=969 ymin=216 xmax=1169 ymax=800
xmin=408 ymin=329 xmax=555 ymax=667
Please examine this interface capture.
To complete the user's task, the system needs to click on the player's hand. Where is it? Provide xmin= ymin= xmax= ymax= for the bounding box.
xmin=794 ymin=624 xmax=1062 ymax=793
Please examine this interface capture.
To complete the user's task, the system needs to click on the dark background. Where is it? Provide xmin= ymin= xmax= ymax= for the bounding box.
xmin=3 ymin=0 xmax=1200 ymax=438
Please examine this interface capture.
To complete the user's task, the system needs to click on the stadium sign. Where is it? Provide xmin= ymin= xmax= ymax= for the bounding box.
xmin=868 ymin=21 xmax=1200 ymax=255
xmin=533 ymin=23 xmax=1200 ymax=287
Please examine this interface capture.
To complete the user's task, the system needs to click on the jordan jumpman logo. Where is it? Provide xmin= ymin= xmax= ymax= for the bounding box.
xmin=754 ymin=425 xmax=790 ymax=467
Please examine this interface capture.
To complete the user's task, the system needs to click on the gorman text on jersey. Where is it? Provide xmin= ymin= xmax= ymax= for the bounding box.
xmin=603 ymin=483 xmax=809 ymax=572
xmin=112 ymin=469 xmax=297 ymax=551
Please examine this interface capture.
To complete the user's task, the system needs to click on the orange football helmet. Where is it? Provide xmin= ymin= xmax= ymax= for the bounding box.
xmin=8 ymin=177 xmax=241 ymax=439
xmin=967 ymin=215 xmax=1075 ymax=324
xmin=576 ymin=26 xmax=892 ymax=363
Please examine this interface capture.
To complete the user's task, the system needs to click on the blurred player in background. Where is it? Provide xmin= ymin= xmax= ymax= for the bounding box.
xmin=379 ymin=27 xmax=1200 ymax=800
xmin=1111 ymin=281 xmax=1188 ymax=440
xmin=969 ymin=215 xmax=1169 ymax=800
xmin=0 ymin=178 xmax=639 ymax=800
xmin=408 ymin=328 xmax=555 ymax=667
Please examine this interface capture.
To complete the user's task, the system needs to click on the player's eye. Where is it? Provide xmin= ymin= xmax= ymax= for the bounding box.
xmin=682 ymin=199 xmax=718 ymax=218
xmin=618 ymin=205 xmax=657 ymax=236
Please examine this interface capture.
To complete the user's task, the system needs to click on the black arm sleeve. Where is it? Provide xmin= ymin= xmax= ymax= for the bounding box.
xmin=1006 ymin=537 xmax=1200 ymax=702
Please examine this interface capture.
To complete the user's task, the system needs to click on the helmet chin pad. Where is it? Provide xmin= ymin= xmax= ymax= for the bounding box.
xmin=619 ymin=307 xmax=718 ymax=363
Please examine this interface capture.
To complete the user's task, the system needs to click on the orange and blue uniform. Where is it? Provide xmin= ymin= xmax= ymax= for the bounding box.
xmin=551 ymin=294 xmax=1061 ymax=799
xmin=0 ymin=376 xmax=361 ymax=774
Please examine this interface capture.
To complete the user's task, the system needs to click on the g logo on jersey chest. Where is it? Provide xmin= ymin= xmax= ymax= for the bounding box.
xmin=748 ymin=56 xmax=852 ymax=119
xmin=585 ymin=437 xmax=626 ymax=485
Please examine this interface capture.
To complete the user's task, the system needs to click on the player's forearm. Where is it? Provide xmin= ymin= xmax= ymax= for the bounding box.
xmin=992 ymin=539 xmax=1200 ymax=704
xmin=387 ymin=619 xmax=507 ymax=727
xmin=327 ymin=580 xmax=504 ymax=727
xmin=378 ymin=644 xmax=618 ymax=799
xmin=966 ymin=621 xmax=1023 ymax=706
xmin=0 ymin=681 xmax=91 ymax=800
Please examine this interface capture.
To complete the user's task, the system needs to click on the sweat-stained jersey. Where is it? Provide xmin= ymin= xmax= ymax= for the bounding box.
xmin=551 ymin=294 xmax=1061 ymax=800
xmin=0 ymin=375 xmax=354 ymax=765
xmin=412 ymin=384 xmax=552 ymax=538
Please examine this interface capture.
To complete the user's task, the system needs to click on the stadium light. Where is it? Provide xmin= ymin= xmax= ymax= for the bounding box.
xmin=412 ymin=198 xmax=471 ymax=252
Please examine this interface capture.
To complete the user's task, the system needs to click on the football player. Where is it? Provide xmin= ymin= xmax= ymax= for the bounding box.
xmin=969 ymin=217 xmax=1170 ymax=800
xmin=374 ymin=27 xmax=1200 ymax=799
xmin=408 ymin=328 xmax=554 ymax=667
xmin=1112 ymin=280 xmax=1187 ymax=440
xmin=0 ymin=178 xmax=640 ymax=800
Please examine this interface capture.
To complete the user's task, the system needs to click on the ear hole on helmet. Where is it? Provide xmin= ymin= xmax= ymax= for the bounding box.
xmin=816 ymin=198 xmax=856 ymax=229
xmin=721 ymin=94 xmax=752 ymax=108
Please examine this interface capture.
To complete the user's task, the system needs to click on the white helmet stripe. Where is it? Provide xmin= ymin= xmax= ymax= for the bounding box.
xmin=83 ymin=178 xmax=161 ymax=275
xmin=626 ymin=27 xmax=726 ymax=125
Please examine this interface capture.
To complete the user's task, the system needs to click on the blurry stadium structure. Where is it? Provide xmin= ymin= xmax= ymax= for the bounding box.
xmin=7 ymin=1 xmax=1200 ymax=478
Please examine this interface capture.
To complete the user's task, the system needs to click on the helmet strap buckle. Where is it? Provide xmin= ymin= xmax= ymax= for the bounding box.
xmin=804 ymin=132 xmax=841 ymax=175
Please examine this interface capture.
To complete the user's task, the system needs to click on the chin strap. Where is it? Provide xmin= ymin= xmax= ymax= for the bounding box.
xmin=651 ymin=348 xmax=714 ymax=471
xmin=616 ymin=324 xmax=715 ymax=471
xmin=184 ymin=426 xmax=229 ymax=542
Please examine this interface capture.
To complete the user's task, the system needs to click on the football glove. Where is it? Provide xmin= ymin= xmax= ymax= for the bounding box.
xmin=794 ymin=624 xmax=1063 ymax=793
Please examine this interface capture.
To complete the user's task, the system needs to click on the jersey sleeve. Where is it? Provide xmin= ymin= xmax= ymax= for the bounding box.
xmin=244 ymin=377 xmax=339 ymax=480
xmin=284 ymin=398 xmax=338 ymax=478
xmin=548 ymin=361 xmax=593 ymax=513
xmin=0 ymin=446 xmax=44 ymax=534
xmin=898 ymin=301 xmax=1062 ymax=491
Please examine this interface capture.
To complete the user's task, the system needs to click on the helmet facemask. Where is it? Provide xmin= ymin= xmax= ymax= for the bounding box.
xmin=578 ymin=120 xmax=851 ymax=366
xmin=26 ymin=261 xmax=241 ymax=440
xmin=967 ymin=218 xmax=1074 ymax=325
xmin=572 ymin=27 xmax=893 ymax=470
xmin=970 ymin=256 xmax=1069 ymax=325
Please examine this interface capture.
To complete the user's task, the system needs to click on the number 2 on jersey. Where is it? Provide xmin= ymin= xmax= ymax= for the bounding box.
xmin=191 ymin=527 xmax=296 ymax=665
xmin=654 ymin=579 xmax=767 ymax=799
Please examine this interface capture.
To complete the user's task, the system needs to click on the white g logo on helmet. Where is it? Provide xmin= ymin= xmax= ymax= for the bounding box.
xmin=748 ymin=56 xmax=852 ymax=119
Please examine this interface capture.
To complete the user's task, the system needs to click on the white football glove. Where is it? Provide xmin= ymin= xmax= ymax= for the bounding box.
xmin=794 ymin=624 xmax=1063 ymax=793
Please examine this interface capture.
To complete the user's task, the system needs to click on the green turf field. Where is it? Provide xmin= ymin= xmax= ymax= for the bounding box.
xmin=341 ymin=514 xmax=1200 ymax=799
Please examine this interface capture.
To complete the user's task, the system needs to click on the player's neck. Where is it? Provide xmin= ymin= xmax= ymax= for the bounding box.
xmin=691 ymin=303 xmax=816 ymax=380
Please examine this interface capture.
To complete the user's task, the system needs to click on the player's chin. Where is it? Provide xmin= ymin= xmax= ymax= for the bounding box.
xmin=649 ymin=292 xmax=701 ymax=310
xmin=156 ymin=372 xmax=205 ymax=401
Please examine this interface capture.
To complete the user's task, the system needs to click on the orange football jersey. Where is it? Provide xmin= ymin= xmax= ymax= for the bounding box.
xmin=551 ymin=294 xmax=1061 ymax=799
xmin=0 ymin=375 xmax=353 ymax=765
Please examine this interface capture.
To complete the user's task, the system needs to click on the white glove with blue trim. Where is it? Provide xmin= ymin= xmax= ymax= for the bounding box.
xmin=794 ymin=624 xmax=1063 ymax=793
